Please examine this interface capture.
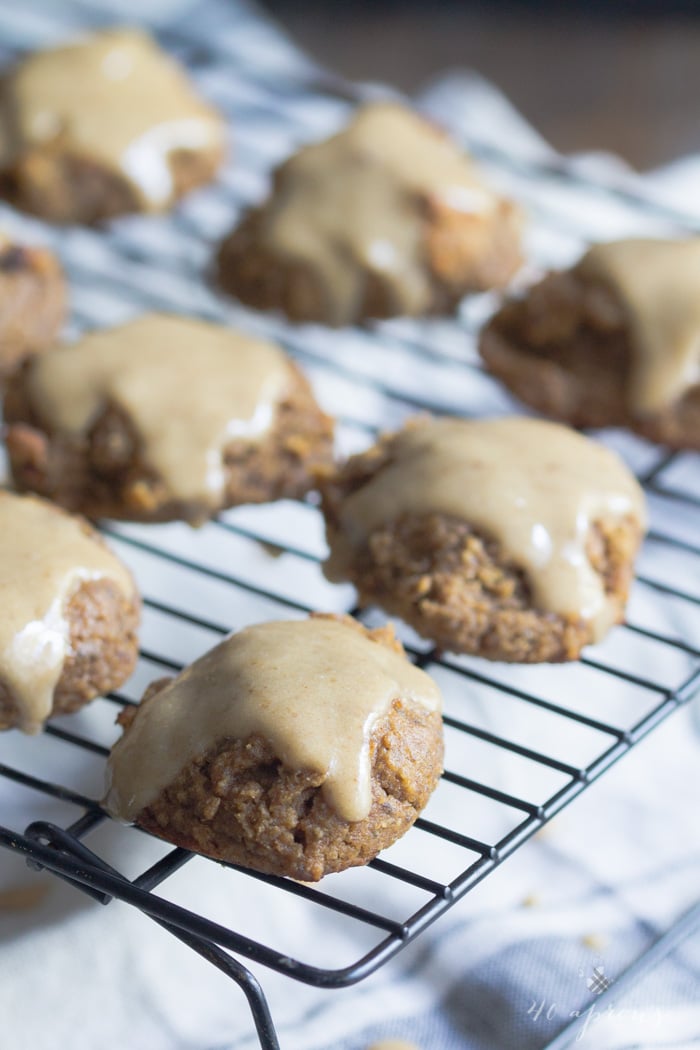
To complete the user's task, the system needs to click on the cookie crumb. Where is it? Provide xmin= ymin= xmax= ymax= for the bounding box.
xmin=581 ymin=932 xmax=608 ymax=952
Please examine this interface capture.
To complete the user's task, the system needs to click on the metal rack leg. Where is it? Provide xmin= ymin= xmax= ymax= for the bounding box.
xmin=14 ymin=823 xmax=282 ymax=1050
xmin=542 ymin=897 xmax=700 ymax=1050
xmin=154 ymin=923 xmax=281 ymax=1050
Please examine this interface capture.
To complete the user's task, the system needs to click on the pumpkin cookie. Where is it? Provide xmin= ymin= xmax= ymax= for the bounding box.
xmin=322 ymin=417 xmax=646 ymax=662
xmin=217 ymin=102 xmax=522 ymax=326
xmin=480 ymin=238 xmax=700 ymax=449
xmin=5 ymin=313 xmax=334 ymax=524
xmin=105 ymin=615 xmax=443 ymax=881
xmin=0 ymin=28 xmax=225 ymax=223
xmin=0 ymin=491 xmax=139 ymax=733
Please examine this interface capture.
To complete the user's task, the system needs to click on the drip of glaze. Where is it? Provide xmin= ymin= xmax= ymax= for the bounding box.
xmin=579 ymin=238 xmax=700 ymax=415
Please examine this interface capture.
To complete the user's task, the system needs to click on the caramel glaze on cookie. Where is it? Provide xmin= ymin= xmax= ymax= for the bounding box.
xmin=106 ymin=615 xmax=443 ymax=881
xmin=5 ymin=313 xmax=334 ymax=524
xmin=322 ymin=417 xmax=646 ymax=663
xmin=217 ymin=102 xmax=522 ymax=326
xmin=0 ymin=492 xmax=139 ymax=733
xmin=480 ymin=238 xmax=700 ymax=450
xmin=0 ymin=28 xmax=226 ymax=223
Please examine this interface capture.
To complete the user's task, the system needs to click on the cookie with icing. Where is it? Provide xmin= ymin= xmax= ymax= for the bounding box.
xmin=216 ymin=102 xmax=522 ymax=326
xmin=322 ymin=417 xmax=646 ymax=663
xmin=105 ymin=615 xmax=443 ymax=881
xmin=5 ymin=313 xmax=334 ymax=524
xmin=0 ymin=492 xmax=139 ymax=733
xmin=0 ymin=28 xmax=226 ymax=223
xmin=480 ymin=238 xmax=700 ymax=449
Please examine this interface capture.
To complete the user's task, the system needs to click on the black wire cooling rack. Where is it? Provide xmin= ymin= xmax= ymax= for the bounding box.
xmin=1 ymin=14 xmax=700 ymax=1050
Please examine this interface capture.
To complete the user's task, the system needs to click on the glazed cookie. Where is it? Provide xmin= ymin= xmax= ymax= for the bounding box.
xmin=216 ymin=101 xmax=522 ymax=326
xmin=105 ymin=614 xmax=443 ymax=881
xmin=0 ymin=491 xmax=139 ymax=733
xmin=322 ymin=417 xmax=646 ymax=663
xmin=480 ymin=238 xmax=700 ymax=449
xmin=0 ymin=234 xmax=65 ymax=380
xmin=5 ymin=313 xmax=334 ymax=524
xmin=0 ymin=28 xmax=225 ymax=223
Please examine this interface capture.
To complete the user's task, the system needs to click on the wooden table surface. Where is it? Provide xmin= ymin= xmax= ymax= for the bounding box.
xmin=265 ymin=4 xmax=700 ymax=170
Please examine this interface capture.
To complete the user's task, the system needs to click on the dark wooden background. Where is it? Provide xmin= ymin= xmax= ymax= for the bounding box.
xmin=264 ymin=2 xmax=700 ymax=170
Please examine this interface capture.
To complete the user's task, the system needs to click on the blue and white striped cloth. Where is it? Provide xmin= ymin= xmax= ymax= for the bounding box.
xmin=0 ymin=3 xmax=698 ymax=1049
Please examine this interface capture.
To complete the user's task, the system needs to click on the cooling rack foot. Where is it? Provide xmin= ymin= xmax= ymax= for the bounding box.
xmin=18 ymin=821 xmax=281 ymax=1049
xmin=162 ymin=926 xmax=281 ymax=1050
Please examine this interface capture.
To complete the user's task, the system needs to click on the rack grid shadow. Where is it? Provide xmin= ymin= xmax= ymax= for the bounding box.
xmin=1 ymin=24 xmax=700 ymax=1050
